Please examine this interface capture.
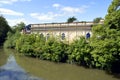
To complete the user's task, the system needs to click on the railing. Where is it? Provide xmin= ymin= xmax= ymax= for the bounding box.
xmin=31 ymin=22 xmax=94 ymax=28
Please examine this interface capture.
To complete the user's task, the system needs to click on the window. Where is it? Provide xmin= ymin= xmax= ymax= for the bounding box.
xmin=61 ymin=33 xmax=65 ymax=40
xmin=40 ymin=33 xmax=44 ymax=38
xmin=46 ymin=33 xmax=50 ymax=40
xmin=86 ymin=32 xmax=90 ymax=39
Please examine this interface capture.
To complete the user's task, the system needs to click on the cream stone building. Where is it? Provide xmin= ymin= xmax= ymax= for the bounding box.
xmin=30 ymin=22 xmax=95 ymax=42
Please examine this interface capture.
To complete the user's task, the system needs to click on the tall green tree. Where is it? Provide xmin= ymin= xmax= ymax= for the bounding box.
xmin=90 ymin=0 xmax=120 ymax=73
xmin=0 ymin=15 xmax=11 ymax=45
xmin=67 ymin=16 xmax=77 ymax=23
xmin=104 ymin=0 xmax=120 ymax=29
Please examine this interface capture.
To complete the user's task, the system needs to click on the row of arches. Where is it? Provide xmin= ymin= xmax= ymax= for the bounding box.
xmin=39 ymin=32 xmax=90 ymax=41
xmin=40 ymin=33 xmax=66 ymax=40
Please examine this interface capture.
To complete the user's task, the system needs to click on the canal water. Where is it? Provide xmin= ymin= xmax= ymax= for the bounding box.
xmin=0 ymin=49 xmax=120 ymax=80
xmin=0 ymin=49 xmax=42 ymax=80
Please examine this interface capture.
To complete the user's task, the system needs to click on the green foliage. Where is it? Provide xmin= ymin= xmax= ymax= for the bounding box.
xmin=16 ymin=34 xmax=35 ymax=55
xmin=87 ymin=0 xmax=120 ymax=72
xmin=67 ymin=16 xmax=77 ymax=23
xmin=12 ymin=22 xmax=25 ymax=32
xmin=107 ymin=0 xmax=120 ymax=13
xmin=93 ymin=17 xmax=102 ymax=23
xmin=91 ymin=24 xmax=106 ymax=39
xmin=90 ymin=0 xmax=120 ymax=71
xmin=4 ymin=22 xmax=25 ymax=48
xmin=67 ymin=37 xmax=92 ymax=67
xmin=90 ymin=27 xmax=120 ymax=71
xmin=104 ymin=0 xmax=120 ymax=30
xmin=15 ymin=34 xmax=68 ymax=62
xmin=0 ymin=15 xmax=11 ymax=45
xmin=4 ymin=31 xmax=21 ymax=48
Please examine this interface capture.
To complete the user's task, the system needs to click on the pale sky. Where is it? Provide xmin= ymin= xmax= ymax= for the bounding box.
xmin=0 ymin=0 xmax=112 ymax=26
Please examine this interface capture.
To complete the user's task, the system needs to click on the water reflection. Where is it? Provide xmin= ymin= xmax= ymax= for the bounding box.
xmin=0 ymin=54 xmax=42 ymax=80
xmin=0 ymin=49 xmax=120 ymax=80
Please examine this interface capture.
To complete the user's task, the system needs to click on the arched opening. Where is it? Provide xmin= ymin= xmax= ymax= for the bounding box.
xmin=86 ymin=32 xmax=90 ymax=39
xmin=46 ymin=33 xmax=50 ymax=40
xmin=61 ymin=33 xmax=65 ymax=40
xmin=40 ymin=33 xmax=44 ymax=38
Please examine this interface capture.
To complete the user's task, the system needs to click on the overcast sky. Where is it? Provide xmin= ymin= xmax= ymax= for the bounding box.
xmin=0 ymin=0 xmax=112 ymax=26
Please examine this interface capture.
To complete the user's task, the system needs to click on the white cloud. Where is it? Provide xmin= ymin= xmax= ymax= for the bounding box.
xmin=0 ymin=8 xmax=24 ymax=16
xmin=30 ymin=4 xmax=89 ymax=22
xmin=62 ymin=7 xmax=83 ymax=13
xmin=30 ymin=12 xmax=62 ymax=21
xmin=61 ymin=5 xmax=89 ymax=14
xmin=0 ymin=0 xmax=14 ymax=4
xmin=52 ymin=3 xmax=89 ymax=14
xmin=7 ymin=18 xmax=28 ymax=26
xmin=53 ymin=3 xmax=61 ymax=8
xmin=0 ymin=0 xmax=31 ymax=5
xmin=30 ymin=6 xmax=88 ymax=22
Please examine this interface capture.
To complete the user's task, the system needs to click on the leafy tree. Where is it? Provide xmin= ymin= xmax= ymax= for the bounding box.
xmin=4 ymin=22 xmax=26 ymax=48
xmin=90 ymin=28 xmax=120 ymax=70
xmin=104 ymin=0 xmax=120 ymax=29
xmin=90 ymin=0 xmax=120 ymax=72
xmin=12 ymin=22 xmax=25 ymax=32
xmin=93 ymin=17 xmax=102 ymax=23
xmin=0 ymin=15 xmax=11 ymax=45
xmin=67 ymin=16 xmax=77 ymax=23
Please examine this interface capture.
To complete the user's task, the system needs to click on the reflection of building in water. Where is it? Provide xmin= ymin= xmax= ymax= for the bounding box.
xmin=29 ymin=22 xmax=94 ymax=42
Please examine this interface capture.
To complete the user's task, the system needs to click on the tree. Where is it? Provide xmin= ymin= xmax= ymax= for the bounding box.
xmin=90 ymin=0 xmax=120 ymax=73
xmin=0 ymin=15 xmax=11 ymax=45
xmin=104 ymin=0 xmax=120 ymax=29
xmin=67 ymin=16 xmax=77 ymax=23
xmin=93 ymin=17 xmax=102 ymax=23
xmin=12 ymin=22 xmax=25 ymax=33
xmin=4 ymin=22 xmax=25 ymax=48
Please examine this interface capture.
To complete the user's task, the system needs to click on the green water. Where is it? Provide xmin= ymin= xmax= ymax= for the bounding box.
xmin=0 ymin=49 xmax=120 ymax=80
xmin=0 ymin=49 xmax=8 ymax=66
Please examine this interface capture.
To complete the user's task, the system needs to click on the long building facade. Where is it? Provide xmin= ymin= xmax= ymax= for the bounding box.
xmin=29 ymin=22 xmax=96 ymax=42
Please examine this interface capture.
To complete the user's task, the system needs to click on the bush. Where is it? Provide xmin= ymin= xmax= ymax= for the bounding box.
xmin=67 ymin=37 xmax=92 ymax=67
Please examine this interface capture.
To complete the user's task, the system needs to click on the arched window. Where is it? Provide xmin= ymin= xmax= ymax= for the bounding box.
xmin=40 ymin=33 xmax=44 ymax=38
xmin=86 ymin=32 xmax=90 ymax=39
xmin=61 ymin=33 xmax=65 ymax=40
xmin=46 ymin=33 xmax=50 ymax=40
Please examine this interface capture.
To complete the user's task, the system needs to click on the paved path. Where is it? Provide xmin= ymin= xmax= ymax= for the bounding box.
xmin=0 ymin=55 xmax=42 ymax=80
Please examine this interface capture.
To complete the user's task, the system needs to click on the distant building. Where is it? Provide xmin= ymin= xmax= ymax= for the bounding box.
xmin=29 ymin=22 xmax=95 ymax=42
